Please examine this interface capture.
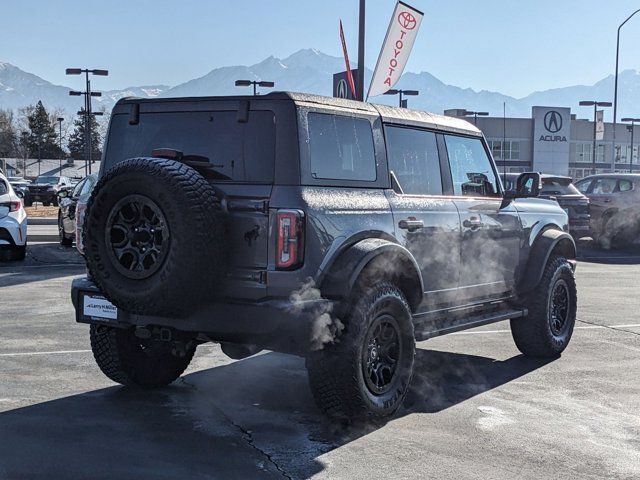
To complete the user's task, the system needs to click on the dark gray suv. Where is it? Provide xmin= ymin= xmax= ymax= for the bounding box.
xmin=71 ymin=93 xmax=577 ymax=420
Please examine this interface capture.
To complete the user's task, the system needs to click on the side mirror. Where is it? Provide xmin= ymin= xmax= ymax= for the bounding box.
xmin=504 ymin=172 xmax=541 ymax=200
xmin=58 ymin=190 xmax=68 ymax=199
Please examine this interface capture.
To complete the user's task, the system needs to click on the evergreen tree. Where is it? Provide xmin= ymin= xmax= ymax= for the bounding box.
xmin=68 ymin=109 xmax=102 ymax=160
xmin=0 ymin=110 xmax=17 ymax=158
xmin=24 ymin=101 xmax=62 ymax=159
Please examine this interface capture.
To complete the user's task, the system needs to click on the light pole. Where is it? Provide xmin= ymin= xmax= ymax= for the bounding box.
xmin=57 ymin=117 xmax=64 ymax=174
xmin=234 ymin=80 xmax=275 ymax=96
xmin=66 ymin=68 xmax=108 ymax=175
xmin=383 ymin=89 xmax=419 ymax=108
xmin=621 ymin=117 xmax=640 ymax=173
xmin=579 ymin=100 xmax=612 ymax=175
xmin=612 ymin=9 xmax=640 ymax=171
xmin=462 ymin=110 xmax=489 ymax=125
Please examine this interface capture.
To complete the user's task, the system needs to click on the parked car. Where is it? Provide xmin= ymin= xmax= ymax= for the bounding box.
xmin=58 ymin=174 xmax=98 ymax=247
xmin=0 ymin=172 xmax=28 ymax=261
xmin=7 ymin=177 xmax=31 ymax=202
xmin=26 ymin=175 xmax=73 ymax=206
xmin=503 ymin=173 xmax=590 ymax=239
xmin=574 ymin=173 xmax=640 ymax=248
xmin=72 ymin=93 xmax=577 ymax=421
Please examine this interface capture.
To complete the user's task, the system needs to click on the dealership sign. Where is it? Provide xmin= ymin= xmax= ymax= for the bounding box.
xmin=532 ymin=106 xmax=571 ymax=175
xmin=367 ymin=1 xmax=423 ymax=98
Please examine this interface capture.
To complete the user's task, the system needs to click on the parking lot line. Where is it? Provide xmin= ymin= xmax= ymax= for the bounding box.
xmin=0 ymin=349 xmax=92 ymax=357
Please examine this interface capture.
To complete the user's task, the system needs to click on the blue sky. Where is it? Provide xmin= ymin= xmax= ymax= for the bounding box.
xmin=2 ymin=0 xmax=639 ymax=97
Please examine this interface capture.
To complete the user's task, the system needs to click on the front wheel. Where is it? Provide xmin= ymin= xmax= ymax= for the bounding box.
xmin=306 ymin=282 xmax=415 ymax=420
xmin=511 ymin=256 xmax=576 ymax=357
xmin=90 ymin=325 xmax=196 ymax=388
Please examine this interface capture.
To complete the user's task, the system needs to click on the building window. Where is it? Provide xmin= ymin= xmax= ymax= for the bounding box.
xmin=488 ymin=140 xmax=520 ymax=160
xmin=614 ymin=144 xmax=638 ymax=165
xmin=575 ymin=143 xmax=605 ymax=163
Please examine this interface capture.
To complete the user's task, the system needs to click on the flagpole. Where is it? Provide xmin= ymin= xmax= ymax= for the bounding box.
xmin=357 ymin=0 xmax=365 ymax=101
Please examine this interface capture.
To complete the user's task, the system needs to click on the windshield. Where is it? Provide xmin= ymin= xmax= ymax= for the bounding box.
xmin=540 ymin=177 xmax=581 ymax=195
xmin=35 ymin=176 xmax=59 ymax=185
xmin=104 ymin=110 xmax=275 ymax=183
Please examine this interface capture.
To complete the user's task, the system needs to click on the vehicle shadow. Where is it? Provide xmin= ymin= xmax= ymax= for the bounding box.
xmin=0 ymin=348 xmax=552 ymax=480
xmin=576 ymin=238 xmax=640 ymax=265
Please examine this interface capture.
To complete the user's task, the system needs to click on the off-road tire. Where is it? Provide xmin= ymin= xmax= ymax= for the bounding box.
xmin=90 ymin=325 xmax=195 ymax=388
xmin=306 ymin=282 xmax=415 ymax=421
xmin=511 ymin=256 xmax=576 ymax=357
xmin=59 ymin=213 xmax=73 ymax=246
xmin=83 ymin=157 xmax=225 ymax=316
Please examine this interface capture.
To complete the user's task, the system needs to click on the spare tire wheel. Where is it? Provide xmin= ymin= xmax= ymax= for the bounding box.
xmin=83 ymin=157 xmax=225 ymax=317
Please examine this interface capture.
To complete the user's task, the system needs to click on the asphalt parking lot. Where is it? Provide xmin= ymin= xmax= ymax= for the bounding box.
xmin=0 ymin=241 xmax=639 ymax=480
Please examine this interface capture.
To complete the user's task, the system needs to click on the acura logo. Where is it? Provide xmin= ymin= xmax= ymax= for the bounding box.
xmin=544 ymin=110 xmax=563 ymax=133
xmin=336 ymin=79 xmax=348 ymax=99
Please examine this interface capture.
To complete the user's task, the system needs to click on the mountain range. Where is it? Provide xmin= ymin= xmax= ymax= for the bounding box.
xmin=1 ymin=49 xmax=639 ymax=121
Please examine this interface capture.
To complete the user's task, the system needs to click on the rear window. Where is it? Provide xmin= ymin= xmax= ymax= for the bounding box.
xmin=307 ymin=113 xmax=376 ymax=182
xmin=104 ymin=110 xmax=275 ymax=182
xmin=541 ymin=178 xmax=580 ymax=195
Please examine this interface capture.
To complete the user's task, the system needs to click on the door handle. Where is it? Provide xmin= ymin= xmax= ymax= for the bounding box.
xmin=399 ymin=217 xmax=424 ymax=231
xmin=604 ymin=198 xmax=611 ymax=203
xmin=463 ymin=217 xmax=484 ymax=230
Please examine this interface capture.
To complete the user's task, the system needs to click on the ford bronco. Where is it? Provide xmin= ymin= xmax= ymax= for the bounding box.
xmin=71 ymin=92 xmax=577 ymax=420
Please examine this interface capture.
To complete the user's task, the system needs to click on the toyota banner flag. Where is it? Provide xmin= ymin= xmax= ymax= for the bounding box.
xmin=367 ymin=1 xmax=423 ymax=98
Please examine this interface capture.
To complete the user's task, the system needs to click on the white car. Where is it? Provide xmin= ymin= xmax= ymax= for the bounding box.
xmin=0 ymin=172 xmax=28 ymax=261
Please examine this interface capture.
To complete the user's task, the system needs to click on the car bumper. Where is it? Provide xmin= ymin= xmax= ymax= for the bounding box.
xmin=0 ymin=212 xmax=27 ymax=247
xmin=71 ymin=277 xmax=336 ymax=355
xmin=27 ymin=191 xmax=56 ymax=202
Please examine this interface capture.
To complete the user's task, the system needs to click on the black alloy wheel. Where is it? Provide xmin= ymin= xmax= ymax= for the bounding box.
xmin=105 ymin=194 xmax=170 ymax=280
xmin=362 ymin=315 xmax=402 ymax=395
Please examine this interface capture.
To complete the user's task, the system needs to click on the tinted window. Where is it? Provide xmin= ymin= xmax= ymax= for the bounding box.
xmin=444 ymin=135 xmax=499 ymax=197
xmin=574 ymin=179 xmax=591 ymax=194
xmin=618 ymin=179 xmax=633 ymax=192
xmin=35 ymin=176 xmax=59 ymax=185
xmin=71 ymin=179 xmax=85 ymax=197
xmin=308 ymin=113 xmax=376 ymax=181
xmin=0 ymin=180 xmax=7 ymax=195
xmin=385 ymin=126 xmax=442 ymax=195
xmin=592 ymin=178 xmax=617 ymax=194
xmin=105 ymin=111 xmax=275 ymax=182
xmin=541 ymin=178 xmax=581 ymax=195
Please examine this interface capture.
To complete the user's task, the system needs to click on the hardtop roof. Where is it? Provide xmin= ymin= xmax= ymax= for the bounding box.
xmin=113 ymin=91 xmax=482 ymax=137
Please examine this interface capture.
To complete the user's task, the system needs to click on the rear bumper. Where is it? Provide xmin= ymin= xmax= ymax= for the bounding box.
xmin=71 ymin=277 xmax=335 ymax=355
xmin=0 ymin=214 xmax=27 ymax=247
xmin=27 ymin=191 xmax=56 ymax=202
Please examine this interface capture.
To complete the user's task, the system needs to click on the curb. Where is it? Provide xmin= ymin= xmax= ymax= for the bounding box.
xmin=28 ymin=217 xmax=57 ymax=226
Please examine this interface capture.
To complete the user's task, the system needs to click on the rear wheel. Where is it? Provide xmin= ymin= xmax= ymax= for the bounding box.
xmin=306 ymin=282 xmax=415 ymax=420
xmin=511 ymin=256 xmax=576 ymax=357
xmin=90 ymin=325 xmax=195 ymax=388
xmin=0 ymin=245 xmax=26 ymax=261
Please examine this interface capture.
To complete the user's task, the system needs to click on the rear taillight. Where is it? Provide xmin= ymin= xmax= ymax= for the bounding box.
xmin=9 ymin=200 xmax=21 ymax=212
xmin=276 ymin=210 xmax=304 ymax=270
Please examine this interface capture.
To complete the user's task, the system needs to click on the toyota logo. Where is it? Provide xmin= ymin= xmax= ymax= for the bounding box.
xmin=336 ymin=79 xmax=348 ymax=99
xmin=398 ymin=11 xmax=417 ymax=30
xmin=544 ymin=111 xmax=563 ymax=133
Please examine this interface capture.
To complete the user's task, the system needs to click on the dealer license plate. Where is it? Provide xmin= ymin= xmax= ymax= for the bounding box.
xmin=83 ymin=294 xmax=118 ymax=320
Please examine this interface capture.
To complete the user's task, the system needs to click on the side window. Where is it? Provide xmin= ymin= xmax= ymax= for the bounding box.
xmin=444 ymin=135 xmax=499 ymax=197
xmin=0 ymin=180 xmax=7 ymax=195
xmin=592 ymin=178 xmax=617 ymax=194
xmin=574 ymin=179 xmax=591 ymax=194
xmin=618 ymin=179 xmax=633 ymax=192
xmin=80 ymin=178 xmax=95 ymax=196
xmin=308 ymin=113 xmax=376 ymax=182
xmin=385 ymin=126 xmax=442 ymax=195
xmin=71 ymin=179 xmax=85 ymax=197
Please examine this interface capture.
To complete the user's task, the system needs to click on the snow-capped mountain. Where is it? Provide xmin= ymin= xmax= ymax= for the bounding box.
xmin=1 ymin=50 xmax=639 ymax=121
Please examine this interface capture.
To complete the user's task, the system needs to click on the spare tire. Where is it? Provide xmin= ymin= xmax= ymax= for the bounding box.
xmin=84 ymin=157 xmax=225 ymax=317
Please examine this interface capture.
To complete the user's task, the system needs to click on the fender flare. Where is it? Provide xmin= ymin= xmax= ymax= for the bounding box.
xmin=518 ymin=228 xmax=576 ymax=294
xmin=319 ymin=238 xmax=424 ymax=310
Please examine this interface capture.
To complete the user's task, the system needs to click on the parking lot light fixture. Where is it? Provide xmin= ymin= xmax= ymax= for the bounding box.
xmin=234 ymin=79 xmax=275 ymax=96
xmin=383 ymin=89 xmax=419 ymax=108
xmin=621 ymin=117 xmax=640 ymax=172
xmin=66 ymin=67 xmax=109 ymax=175
xmin=462 ymin=110 xmax=489 ymax=125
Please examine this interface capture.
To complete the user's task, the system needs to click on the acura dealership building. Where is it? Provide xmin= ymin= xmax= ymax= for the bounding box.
xmin=444 ymin=106 xmax=639 ymax=180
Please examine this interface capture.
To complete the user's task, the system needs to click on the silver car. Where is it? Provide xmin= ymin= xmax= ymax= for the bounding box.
xmin=0 ymin=172 xmax=28 ymax=260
